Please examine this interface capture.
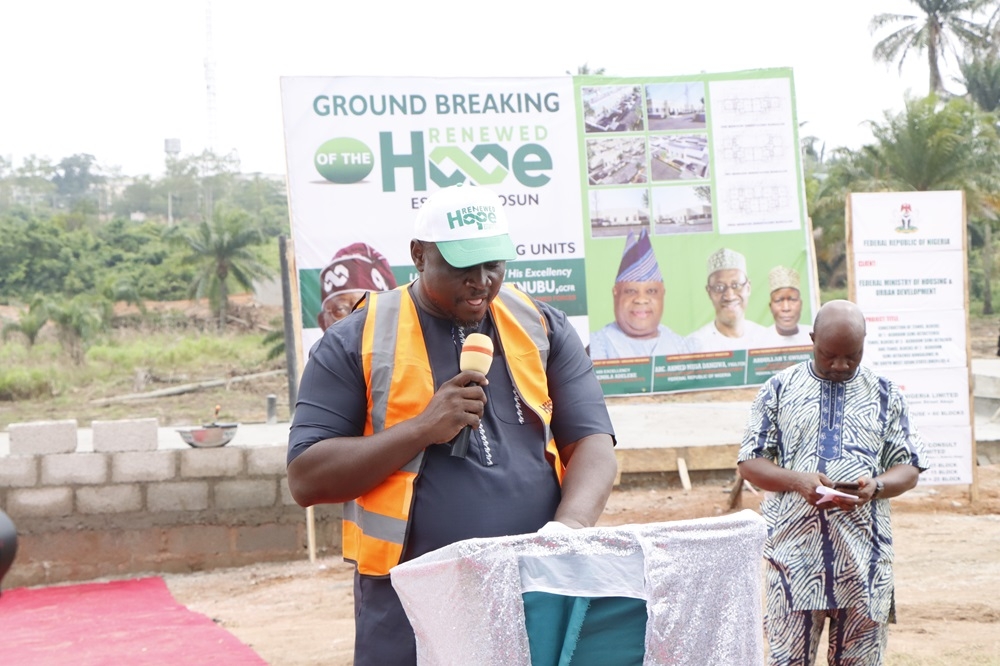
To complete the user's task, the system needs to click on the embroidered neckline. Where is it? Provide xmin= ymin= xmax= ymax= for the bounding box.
xmin=454 ymin=325 xmax=525 ymax=466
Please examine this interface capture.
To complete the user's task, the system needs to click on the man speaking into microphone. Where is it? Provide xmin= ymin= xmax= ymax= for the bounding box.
xmin=286 ymin=184 xmax=618 ymax=666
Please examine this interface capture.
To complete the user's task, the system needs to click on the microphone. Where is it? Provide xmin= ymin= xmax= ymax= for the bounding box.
xmin=451 ymin=332 xmax=494 ymax=459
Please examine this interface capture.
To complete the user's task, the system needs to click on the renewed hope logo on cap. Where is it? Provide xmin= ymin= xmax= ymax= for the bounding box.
xmin=448 ymin=205 xmax=498 ymax=231
xmin=314 ymin=138 xmax=375 ymax=183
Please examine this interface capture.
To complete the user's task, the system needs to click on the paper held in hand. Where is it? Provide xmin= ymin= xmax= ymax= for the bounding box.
xmin=815 ymin=485 xmax=858 ymax=504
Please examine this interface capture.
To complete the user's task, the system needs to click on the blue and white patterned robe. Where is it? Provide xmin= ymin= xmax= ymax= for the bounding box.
xmin=738 ymin=362 xmax=929 ymax=623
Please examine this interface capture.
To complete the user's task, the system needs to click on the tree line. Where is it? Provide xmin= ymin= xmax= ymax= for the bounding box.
xmin=5 ymin=0 xmax=1000 ymax=359
xmin=0 ymin=150 xmax=284 ymax=360
xmin=792 ymin=0 xmax=1000 ymax=312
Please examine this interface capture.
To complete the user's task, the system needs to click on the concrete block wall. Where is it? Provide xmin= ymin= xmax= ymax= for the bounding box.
xmin=0 ymin=419 xmax=341 ymax=588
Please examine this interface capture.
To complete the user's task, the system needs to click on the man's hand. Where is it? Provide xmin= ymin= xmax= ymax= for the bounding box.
xmin=824 ymin=477 xmax=875 ymax=512
xmin=415 ymin=370 xmax=488 ymax=445
xmin=788 ymin=471 xmax=836 ymax=505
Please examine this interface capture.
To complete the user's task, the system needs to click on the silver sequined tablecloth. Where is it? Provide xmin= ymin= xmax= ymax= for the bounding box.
xmin=390 ymin=509 xmax=767 ymax=666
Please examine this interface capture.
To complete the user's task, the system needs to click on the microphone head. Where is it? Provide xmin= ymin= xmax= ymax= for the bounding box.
xmin=460 ymin=333 xmax=494 ymax=375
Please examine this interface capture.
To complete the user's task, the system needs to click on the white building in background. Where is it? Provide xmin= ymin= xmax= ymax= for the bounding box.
xmin=663 ymin=204 xmax=712 ymax=225
xmin=592 ymin=205 xmax=647 ymax=226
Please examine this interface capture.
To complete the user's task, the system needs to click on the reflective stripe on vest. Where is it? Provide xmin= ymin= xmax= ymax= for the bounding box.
xmin=489 ymin=287 xmax=563 ymax=483
xmin=343 ymin=285 xmax=558 ymax=576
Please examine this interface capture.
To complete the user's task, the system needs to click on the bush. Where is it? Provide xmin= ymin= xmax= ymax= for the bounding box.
xmin=0 ymin=367 xmax=55 ymax=401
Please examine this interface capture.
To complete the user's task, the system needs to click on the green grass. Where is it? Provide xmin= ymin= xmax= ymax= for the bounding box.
xmin=86 ymin=331 xmax=270 ymax=372
xmin=0 ymin=327 xmax=287 ymax=430
xmin=2 ymin=331 xmax=270 ymax=386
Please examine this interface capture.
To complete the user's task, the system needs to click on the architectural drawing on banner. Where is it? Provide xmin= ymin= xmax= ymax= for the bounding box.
xmin=586 ymin=137 xmax=648 ymax=186
xmin=645 ymin=82 xmax=707 ymax=131
xmin=708 ymin=77 xmax=802 ymax=234
xmin=581 ymin=85 xmax=645 ymax=133
xmin=651 ymin=185 xmax=712 ymax=236
xmin=717 ymin=96 xmax=783 ymax=118
xmin=725 ymin=182 xmax=792 ymax=216
xmin=589 ymin=188 xmax=649 ymax=239
xmin=720 ymin=133 xmax=786 ymax=164
xmin=649 ymin=134 xmax=709 ymax=181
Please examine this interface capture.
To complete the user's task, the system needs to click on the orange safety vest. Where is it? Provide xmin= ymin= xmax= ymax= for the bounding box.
xmin=342 ymin=285 xmax=563 ymax=576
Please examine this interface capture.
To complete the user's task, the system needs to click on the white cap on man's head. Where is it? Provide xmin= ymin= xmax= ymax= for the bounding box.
xmin=414 ymin=184 xmax=517 ymax=268
xmin=768 ymin=266 xmax=800 ymax=293
xmin=707 ymin=247 xmax=746 ymax=276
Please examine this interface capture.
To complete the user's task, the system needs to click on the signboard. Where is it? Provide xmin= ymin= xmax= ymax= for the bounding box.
xmin=281 ymin=76 xmax=585 ymax=351
xmin=280 ymin=69 xmax=816 ymax=396
xmin=847 ymin=191 xmax=973 ymax=486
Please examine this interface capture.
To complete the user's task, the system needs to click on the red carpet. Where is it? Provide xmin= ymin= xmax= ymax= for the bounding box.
xmin=0 ymin=577 xmax=267 ymax=665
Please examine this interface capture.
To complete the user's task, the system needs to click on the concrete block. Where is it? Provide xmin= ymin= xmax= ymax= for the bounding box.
xmin=0 ymin=455 xmax=39 ymax=487
xmin=8 ymin=420 xmax=78 ymax=455
xmin=247 ymin=445 xmax=287 ymax=476
xmin=6 ymin=487 xmax=74 ymax=517
xmin=112 ymin=450 xmax=177 ymax=483
xmin=15 ymin=529 xmax=163 ymax=578
xmin=214 ymin=479 xmax=277 ymax=510
xmin=92 ymin=418 xmax=159 ymax=452
xmin=279 ymin=478 xmax=298 ymax=506
xmin=978 ymin=440 xmax=1000 ymax=464
xmin=41 ymin=452 xmax=109 ymax=485
xmin=235 ymin=524 xmax=297 ymax=552
xmin=973 ymin=372 xmax=1000 ymax=399
xmin=77 ymin=485 xmax=143 ymax=514
xmin=974 ymin=396 xmax=1000 ymax=418
xmin=147 ymin=481 xmax=210 ymax=512
xmin=165 ymin=524 xmax=231 ymax=557
xmin=180 ymin=447 xmax=244 ymax=478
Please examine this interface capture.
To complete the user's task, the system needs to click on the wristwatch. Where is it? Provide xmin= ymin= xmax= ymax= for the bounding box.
xmin=872 ymin=478 xmax=885 ymax=499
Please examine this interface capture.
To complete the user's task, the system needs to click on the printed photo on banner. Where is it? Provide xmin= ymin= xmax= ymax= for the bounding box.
xmin=645 ymin=82 xmax=707 ymax=131
xmin=588 ymin=229 xmax=696 ymax=360
xmin=651 ymin=185 xmax=713 ymax=236
xmin=576 ymin=70 xmax=815 ymax=394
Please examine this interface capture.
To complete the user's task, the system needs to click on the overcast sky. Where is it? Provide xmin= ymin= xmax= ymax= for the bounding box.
xmin=0 ymin=0 xmax=952 ymax=177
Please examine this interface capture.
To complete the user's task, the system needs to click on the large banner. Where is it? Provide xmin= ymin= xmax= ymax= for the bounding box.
xmin=847 ymin=191 xmax=973 ymax=486
xmin=280 ymin=69 xmax=816 ymax=396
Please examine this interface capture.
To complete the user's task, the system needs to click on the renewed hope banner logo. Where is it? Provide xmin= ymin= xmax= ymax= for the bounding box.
xmin=281 ymin=76 xmax=586 ymax=352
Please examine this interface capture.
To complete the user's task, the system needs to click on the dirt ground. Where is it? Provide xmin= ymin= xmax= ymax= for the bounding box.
xmin=166 ymin=464 xmax=1000 ymax=666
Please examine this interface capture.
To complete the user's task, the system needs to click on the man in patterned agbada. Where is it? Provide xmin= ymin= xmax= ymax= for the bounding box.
xmin=737 ymin=299 xmax=929 ymax=665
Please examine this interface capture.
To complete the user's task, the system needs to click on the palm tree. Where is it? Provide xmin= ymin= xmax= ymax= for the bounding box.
xmin=178 ymin=208 xmax=275 ymax=329
xmin=870 ymin=0 xmax=988 ymax=95
xmin=1 ymin=299 xmax=49 ymax=349
xmin=44 ymin=295 xmax=108 ymax=364
xmin=832 ymin=95 xmax=1000 ymax=311
xmin=957 ymin=52 xmax=1000 ymax=111
xmin=957 ymin=51 xmax=1000 ymax=313
xmin=861 ymin=96 xmax=995 ymax=192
